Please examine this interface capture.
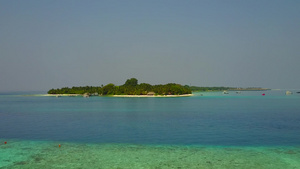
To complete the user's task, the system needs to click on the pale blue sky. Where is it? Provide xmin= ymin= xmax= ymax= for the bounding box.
xmin=1 ymin=0 xmax=300 ymax=92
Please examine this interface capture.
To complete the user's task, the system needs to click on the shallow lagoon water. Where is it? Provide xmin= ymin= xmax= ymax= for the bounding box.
xmin=1 ymin=140 xmax=300 ymax=168
xmin=1 ymin=90 xmax=300 ymax=168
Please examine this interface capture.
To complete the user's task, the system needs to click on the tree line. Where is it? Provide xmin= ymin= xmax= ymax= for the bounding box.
xmin=47 ymin=78 xmax=192 ymax=95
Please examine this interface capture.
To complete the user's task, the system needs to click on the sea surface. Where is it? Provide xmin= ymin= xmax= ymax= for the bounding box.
xmin=1 ymin=90 xmax=300 ymax=168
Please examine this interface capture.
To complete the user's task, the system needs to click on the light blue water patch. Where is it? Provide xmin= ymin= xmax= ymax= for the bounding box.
xmin=1 ymin=91 xmax=300 ymax=168
xmin=1 ymin=139 xmax=300 ymax=169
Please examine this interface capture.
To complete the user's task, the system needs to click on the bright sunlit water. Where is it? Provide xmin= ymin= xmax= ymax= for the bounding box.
xmin=1 ymin=90 xmax=300 ymax=168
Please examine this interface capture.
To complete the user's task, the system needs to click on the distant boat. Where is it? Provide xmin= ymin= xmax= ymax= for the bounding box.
xmin=223 ymin=91 xmax=229 ymax=94
xmin=286 ymin=91 xmax=293 ymax=95
xmin=297 ymin=92 xmax=300 ymax=94
xmin=236 ymin=91 xmax=241 ymax=94
xmin=83 ymin=93 xmax=90 ymax=98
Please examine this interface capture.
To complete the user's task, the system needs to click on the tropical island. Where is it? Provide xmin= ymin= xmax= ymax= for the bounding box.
xmin=47 ymin=78 xmax=192 ymax=97
xmin=46 ymin=78 xmax=270 ymax=97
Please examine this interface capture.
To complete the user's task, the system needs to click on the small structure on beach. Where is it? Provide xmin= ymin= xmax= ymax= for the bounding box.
xmin=83 ymin=93 xmax=90 ymax=98
xmin=147 ymin=92 xmax=155 ymax=96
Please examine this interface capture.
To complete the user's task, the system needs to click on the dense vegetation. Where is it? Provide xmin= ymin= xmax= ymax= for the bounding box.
xmin=47 ymin=78 xmax=192 ymax=95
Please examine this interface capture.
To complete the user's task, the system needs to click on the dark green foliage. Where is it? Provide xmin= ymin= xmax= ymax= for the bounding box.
xmin=102 ymin=83 xmax=115 ymax=95
xmin=47 ymin=86 xmax=102 ymax=95
xmin=124 ymin=78 xmax=138 ymax=87
xmin=47 ymin=78 xmax=192 ymax=95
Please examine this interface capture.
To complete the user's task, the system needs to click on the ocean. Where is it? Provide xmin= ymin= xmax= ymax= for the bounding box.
xmin=1 ymin=90 xmax=300 ymax=168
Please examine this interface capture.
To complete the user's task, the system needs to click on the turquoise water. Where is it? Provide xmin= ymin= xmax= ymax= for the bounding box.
xmin=1 ymin=90 xmax=300 ymax=168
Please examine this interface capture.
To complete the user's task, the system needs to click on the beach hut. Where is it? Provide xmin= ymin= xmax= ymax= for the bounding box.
xmin=147 ymin=92 xmax=155 ymax=96
xmin=83 ymin=93 xmax=90 ymax=97
xmin=286 ymin=91 xmax=293 ymax=95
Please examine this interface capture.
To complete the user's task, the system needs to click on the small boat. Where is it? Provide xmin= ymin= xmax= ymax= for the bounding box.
xmin=236 ymin=91 xmax=241 ymax=94
xmin=223 ymin=91 xmax=229 ymax=94
xmin=83 ymin=93 xmax=90 ymax=98
xmin=297 ymin=92 xmax=300 ymax=94
xmin=286 ymin=91 xmax=293 ymax=95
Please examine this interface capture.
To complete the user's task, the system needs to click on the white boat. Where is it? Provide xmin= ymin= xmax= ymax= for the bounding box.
xmin=83 ymin=93 xmax=90 ymax=97
xmin=223 ymin=91 xmax=229 ymax=94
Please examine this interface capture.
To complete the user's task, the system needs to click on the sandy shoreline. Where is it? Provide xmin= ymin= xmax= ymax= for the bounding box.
xmin=35 ymin=94 xmax=194 ymax=97
xmin=111 ymin=94 xmax=193 ymax=97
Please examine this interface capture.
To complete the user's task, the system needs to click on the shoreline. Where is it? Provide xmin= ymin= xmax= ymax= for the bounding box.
xmin=111 ymin=94 xmax=193 ymax=97
xmin=33 ymin=94 xmax=194 ymax=97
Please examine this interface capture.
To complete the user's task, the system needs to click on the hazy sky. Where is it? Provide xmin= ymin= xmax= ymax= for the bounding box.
xmin=1 ymin=0 xmax=300 ymax=92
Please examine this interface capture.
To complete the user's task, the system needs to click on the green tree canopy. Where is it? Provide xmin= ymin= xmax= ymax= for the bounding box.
xmin=47 ymin=78 xmax=192 ymax=96
xmin=102 ymin=83 xmax=115 ymax=95
xmin=124 ymin=78 xmax=138 ymax=86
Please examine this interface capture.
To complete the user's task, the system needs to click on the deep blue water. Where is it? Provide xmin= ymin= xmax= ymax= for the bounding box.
xmin=0 ymin=90 xmax=300 ymax=146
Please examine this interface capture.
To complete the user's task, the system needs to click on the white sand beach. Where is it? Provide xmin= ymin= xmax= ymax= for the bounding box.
xmin=34 ymin=94 xmax=193 ymax=97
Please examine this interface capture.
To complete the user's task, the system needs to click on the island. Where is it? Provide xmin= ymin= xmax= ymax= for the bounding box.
xmin=46 ymin=78 xmax=271 ymax=97
xmin=47 ymin=78 xmax=192 ymax=97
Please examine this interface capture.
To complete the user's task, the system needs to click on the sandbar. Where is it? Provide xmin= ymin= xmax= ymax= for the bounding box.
xmin=112 ymin=94 xmax=193 ymax=97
